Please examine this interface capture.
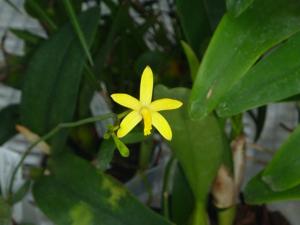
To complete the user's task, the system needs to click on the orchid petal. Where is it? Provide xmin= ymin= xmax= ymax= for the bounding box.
xmin=151 ymin=111 xmax=172 ymax=140
xmin=111 ymin=94 xmax=141 ymax=110
xmin=117 ymin=111 xmax=142 ymax=138
xmin=139 ymin=66 xmax=153 ymax=105
xmin=150 ymin=98 xmax=183 ymax=111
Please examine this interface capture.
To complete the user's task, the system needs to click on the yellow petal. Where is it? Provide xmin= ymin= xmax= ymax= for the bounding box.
xmin=150 ymin=98 xmax=183 ymax=111
xmin=139 ymin=66 xmax=153 ymax=105
xmin=117 ymin=111 xmax=142 ymax=138
xmin=111 ymin=93 xmax=141 ymax=110
xmin=151 ymin=111 xmax=172 ymax=140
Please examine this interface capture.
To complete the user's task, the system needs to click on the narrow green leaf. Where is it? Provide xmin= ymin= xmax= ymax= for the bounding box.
xmin=62 ymin=0 xmax=95 ymax=66
xmin=25 ymin=0 xmax=57 ymax=32
xmin=10 ymin=28 xmax=44 ymax=45
xmin=0 ymin=105 xmax=19 ymax=145
xmin=33 ymin=153 xmax=172 ymax=225
xmin=261 ymin=124 xmax=300 ymax=191
xmin=217 ymin=32 xmax=300 ymax=117
xmin=190 ymin=0 xmax=300 ymax=119
xmin=4 ymin=0 xmax=23 ymax=14
xmin=21 ymin=8 xmax=99 ymax=150
xmin=11 ymin=181 xmax=31 ymax=204
xmin=226 ymin=0 xmax=254 ymax=17
xmin=244 ymin=172 xmax=300 ymax=204
xmin=181 ymin=41 xmax=199 ymax=82
xmin=155 ymin=85 xmax=226 ymax=203
xmin=112 ymin=134 xmax=130 ymax=157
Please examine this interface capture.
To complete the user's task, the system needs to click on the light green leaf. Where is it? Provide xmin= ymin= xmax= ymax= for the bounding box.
xmin=21 ymin=8 xmax=99 ymax=151
xmin=33 ymin=153 xmax=172 ymax=225
xmin=217 ymin=32 xmax=300 ymax=117
xmin=226 ymin=0 xmax=254 ymax=17
xmin=154 ymin=85 xmax=226 ymax=203
xmin=112 ymin=134 xmax=130 ymax=157
xmin=181 ymin=41 xmax=199 ymax=82
xmin=189 ymin=0 xmax=300 ymax=120
xmin=260 ymin=124 xmax=300 ymax=191
xmin=244 ymin=172 xmax=300 ymax=204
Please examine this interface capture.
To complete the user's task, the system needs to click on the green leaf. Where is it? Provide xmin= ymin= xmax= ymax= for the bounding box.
xmin=260 ymin=124 xmax=300 ymax=191
xmin=97 ymin=138 xmax=116 ymax=171
xmin=4 ymin=0 xmax=23 ymax=14
xmin=21 ymin=8 xmax=99 ymax=150
xmin=154 ymin=85 xmax=226 ymax=203
xmin=217 ymin=32 xmax=300 ymax=117
xmin=189 ymin=0 xmax=300 ymax=120
xmin=181 ymin=41 xmax=199 ymax=82
xmin=10 ymin=28 xmax=43 ymax=45
xmin=244 ymin=172 xmax=300 ymax=204
xmin=226 ymin=0 xmax=254 ymax=17
xmin=112 ymin=134 xmax=130 ymax=157
xmin=33 ymin=153 xmax=171 ymax=225
xmin=25 ymin=0 xmax=57 ymax=32
xmin=175 ymin=0 xmax=211 ymax=55
xmin=171 ymin=164 xmax=194 ymax=225
xmin=62 ymin=0 xmax=95 ymax=65
xmin=0 ymin=105 xmax=19 ymax=145
xmin=11 ymin=181 xmax=31 ymax=204
xmin=0 ymin=197 xmax=11 ymax=225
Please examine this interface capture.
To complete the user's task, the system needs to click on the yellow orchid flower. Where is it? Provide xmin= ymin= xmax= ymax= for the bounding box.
xmin=111 ymin=66 xmax=183 ymax=141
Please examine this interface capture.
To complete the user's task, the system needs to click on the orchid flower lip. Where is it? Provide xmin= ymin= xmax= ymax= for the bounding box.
xmin=111 ymin=65 xmax=183 ymax=141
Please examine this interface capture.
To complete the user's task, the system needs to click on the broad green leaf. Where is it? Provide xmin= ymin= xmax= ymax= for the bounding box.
xmin=154 ymin=85 xmax=226 ymax=203
xmin=33 ymin=153 xmax=171 ymax=225
xmin=226 ymin=0 xmax=254 ymax=17
xmin=260 ymin=124 xmax=300 ymax=191
xmin=189 ymin=0 xmax=300 ymax=120
xmin=0 ymin=105 xmax=19 ymax=145
xmin=21 ymin=8 xmax=99 ymax=151
xmin=181 ymin=41 xmax=199 ymax=82
xmin=175 ymin=0 xmax=211 ymax=55
xmin=217 ymin=32 xmax=300 ymax=117
xmin=244 ymin=172 xmax=300 ymax=204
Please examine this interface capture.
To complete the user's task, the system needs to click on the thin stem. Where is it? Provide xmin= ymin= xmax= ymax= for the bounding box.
xmin=8 ymin=113 xmax=116 ymax=195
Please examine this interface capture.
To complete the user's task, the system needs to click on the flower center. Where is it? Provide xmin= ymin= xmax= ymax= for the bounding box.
xmin=140 ymin=107 xmax=152 ymax=135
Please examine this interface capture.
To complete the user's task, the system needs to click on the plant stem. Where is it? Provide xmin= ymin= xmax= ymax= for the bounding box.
xmin=218 ymin=206 xmax=236 ymax=225
xmin=8 ymin=113 xmax=116 ymax=195
xmin=189 ymin=202 xmax=209 ymax=225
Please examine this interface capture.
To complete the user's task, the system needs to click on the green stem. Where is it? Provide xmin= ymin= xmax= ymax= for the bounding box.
xmin=162 ymin=156 xmax=176 ymax=219
xmin=8 ymin=113 xmax=116 ymax=195
xmin=218 ymin=206 xmax=236 ymax=225
xmin=189 ymin=202 xmax=209 ymax=225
